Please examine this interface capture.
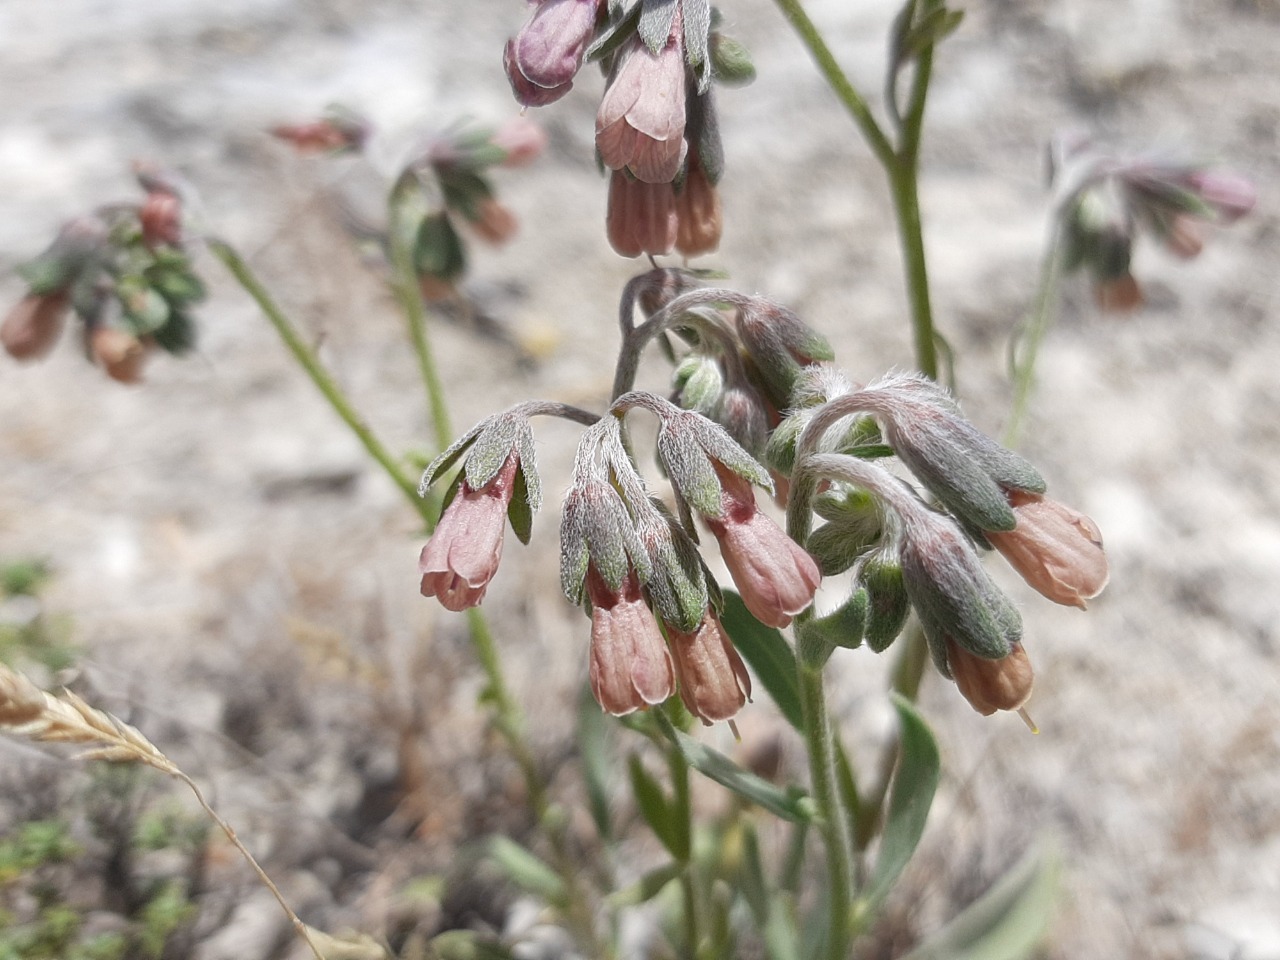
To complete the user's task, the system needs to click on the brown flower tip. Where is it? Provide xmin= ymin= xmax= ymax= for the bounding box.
xmin=674 ymin=156 xmax=722 ymax=257
xmin=945 ymin=638 xmax=1034 ymax=717
xmin=667 ymin=611 xmax=751 ymax=725
xmin=466 ymin=198 xmax=519 ymax=246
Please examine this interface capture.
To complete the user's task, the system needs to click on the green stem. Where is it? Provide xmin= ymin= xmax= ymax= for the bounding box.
xmin=209 ymin=240 xmax=430 ymax=524
xmin=888 ymin=163 xmax=939 ymax=381
xmin=387 ymin=210 xmax=454 ymax=445
xmin=770 ymin=0 xmax=896 ymax=169
xmin=798 ymin=660 xmax=854 ymax=960
xmin=1004 ymin=232 xmax=1063 ymax=447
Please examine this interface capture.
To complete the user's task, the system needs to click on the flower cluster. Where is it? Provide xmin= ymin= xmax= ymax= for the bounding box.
xmin=418 ymin=272 xmax=1110 ymax=723
xmin=504 ymin=0 xmax=755 ymax=259
xmin=2 ymin=166 xmax=206 ymax=383
xmin=273 ymin=109 xmax=546 ymax=302
xmin=1051 ymin=133 xmax=1255 ymax=311
xmin=776 ymin=371 xmax=1108 ymax=717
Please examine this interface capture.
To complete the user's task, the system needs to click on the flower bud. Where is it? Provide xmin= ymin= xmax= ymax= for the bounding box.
xmin=1183 ymin=170 xmax=1256 ymax=222
xmin=2 ymin=293 xmax=69 ymax=361
xmin=1094 ymin=272 xmax=1143 ymax=312
xmin=944 ymin=638 xmax=1034 ymax=717
xmin=667 ymin=611 xmax=751 ymax=724
xmin=806 ymin=486 xmax=883 ymax=576
xmin=672 ymin=354 xmax=724 ymax=417
xmin=270 ymin=111 xmax=369 ymax=153
xmin=986 ymin=489 xmax=1108 ymax=609
xmin=899 ymin=509 xmax=1022 ymax=661
xmin=88 ymin=326 xmax=149 ymax=384
xmin=799 ymin=589 xmax=867 ymax=653
xmin=414 ymin=212 xmax=466 ymax=285
xmin=859 ymin=552 xmax=909 ymax=653
xmin=586 ymin=568 xmax=675 ymax=715
xmin=139 ymin=191 xmax=182 ymax=248
xmin=709 ymin=32 xmax=756 ymax=86
xmin=509 ymin=0 xmax=601 ymax=97
xmin=490 ymin=117 xmax=548 ymax=168
xmin=735 ymin=300 xmax=834 ymax=410
xmin=504 ymin=39 xmax=572 ymax=107
xmin=464 ymin=198 xmax=518 ymax=246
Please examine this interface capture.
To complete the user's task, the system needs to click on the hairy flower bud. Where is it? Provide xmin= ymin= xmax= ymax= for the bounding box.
xmin=2 ymin=293 xmax=69 ymax=361
xmin=667 ymin=611 xmax=751 ymax=724
xmin=735 ymin=300 xmax=834 ymax=410
xmin=987 ymin=489 xmax=1108 ymax=609
xmin=899 ymin=508 xmax=1022 ymax=661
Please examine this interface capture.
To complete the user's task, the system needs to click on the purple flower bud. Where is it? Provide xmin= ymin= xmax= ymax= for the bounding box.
xmin=504 ymin=38 xmax=573 ymax=107
xmin=596 ymin=31 xmax=688 ymax=184
xmin=1181 ymin=169 xmax=1256 ymax=223
xmin=418 ymin=453 xmax=520 ymax=611
xmin=510 ymin=0 xmax=601 ymax=95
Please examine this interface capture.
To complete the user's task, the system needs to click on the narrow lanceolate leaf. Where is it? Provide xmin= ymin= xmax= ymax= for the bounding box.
xmin=628 ymin=754 xmax=684 ymax=859
xmin=899 ymin=843 xmax=1060 ymax=960
xmin=420 ymin=421 xmax=485 ymax=493
xmin=606 ymin=862 xmax=683 ymax=907
xmin=719 ymin=591 xmax=803 ymax=730
xmin=507 ymin=465 xmax=534 ymax=545
xmin=637 ymin=0 xmax=677 ymax=54
xmin=577 ymin=687 xmax=614 ymax=840
xmin=656 ymin=720 xmax=811 ymax=822
xmin=487 ymin=836 xmax=568 ymax=908
xmin=864 ymin=695 xmax=940 ymax=909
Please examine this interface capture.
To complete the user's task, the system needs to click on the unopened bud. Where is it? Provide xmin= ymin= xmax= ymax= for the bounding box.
xmin=89 ymin=326 xmax=149 ymax=384
xmin=490 ymin=117 xmax=547 ymax=167
xmin=465 ymin=198 xmax=518 ymax=246
xmin=672 ymin=355 xmax=724 ymax=417
xmin=987 ymin=490 xmax=1109 ymax=609
xmin=2 ymin=293 xmax=69 ymax=361
xmin=860 ymin=553 xmax=909 ymax=653
xmin=1094 ymin=272 xmax=1143 ymax=312
xmin=710 ymin=33 xmax=756 ymax=86
xmin=735 ymin=300 xmax=833 ymax=409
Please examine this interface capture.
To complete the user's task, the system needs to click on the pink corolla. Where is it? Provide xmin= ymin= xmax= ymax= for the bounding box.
xmin=667 ymin=612 xmax=751 ymax=724
xmin=704 ymin=464 xmax=821 ymax=628
xmin=606 ymin=169 xmax=677 ymax=257
xmin=596 ymin=31 xmax=688 ymax=184
xmin=586 ymin=566 xmax=675 ymax=716
xmin=418 ymin=453 xmax=519 ymax=611
xmin=505 ymin=0 xmax=601 ymax=106
xmin=987 ymin=489 xmax=1109 ymax=610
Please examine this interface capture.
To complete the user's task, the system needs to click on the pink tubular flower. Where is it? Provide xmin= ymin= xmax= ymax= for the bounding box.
xmin=606 ymin=170 xmax=677 ymax=257
xmin=987 ymin=489 xmax=1109 ymax=609
xmin=418 ymin=453 xmax=519 ymax=611
xmin=674 ymin=151 xmax=722 ymax=257
xmin=490 ymin=117 xmax=548 ymax=167
xmin=506 ymin=0 xmax=601 ymax=105
xmin=596 ymin=31 xmax=688 ymax=184
xmin=667 ymin=611 xmax=751 ymax=724
xmin=704 ymin=465 xmax=821 ymax=628
xmin=586 ymin=566 xmax=675 ymax=715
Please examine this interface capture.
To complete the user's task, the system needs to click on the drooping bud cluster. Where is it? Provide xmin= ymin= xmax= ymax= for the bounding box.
xmin=273 ymin=109 xmax=546 ymax=302
xmin=504 ymin=0 xmax=754 ymax=259
xmin=2 ymin=166 xmax=207 ymax=383
xmin=1051 ymin=132 xmax=1255 ymax=311
xmin=779 ymin=369 xmax=1110 ymax=718
xmin=418 ymin=272 xmax=1111 ymax=724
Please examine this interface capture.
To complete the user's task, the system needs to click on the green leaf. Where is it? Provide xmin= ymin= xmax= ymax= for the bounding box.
xmin=606 ymin=861 xmax=683 ymax=907
xmin=577 ymin=686 xmax=613 ymax=840
xmin=628 ymin=753 xmax=684 ymax=859
xmin=654 ymin=718 xmax=812 ymax=823
xmin=863 ymin=694 xmax=940 ymax=908
xmin=151 ymin=310 xmax=198 ymax=355
xmin=719 ymin=591 xmax=803 ymax=730
xmin=487 ymin=836 xmax=567 ymax=908
xmin=899 ymin=843 xmax=1060 ymax=960
xmin=507 ymin=465 xmax=533 ymax=545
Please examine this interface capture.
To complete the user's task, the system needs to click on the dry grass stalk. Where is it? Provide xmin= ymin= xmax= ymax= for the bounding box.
xmin=0 ymin=661 xmax=326 ymax=960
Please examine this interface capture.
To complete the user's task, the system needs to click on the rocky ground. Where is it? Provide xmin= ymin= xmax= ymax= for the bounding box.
xmin=2 ymin=0 xmax=1278 ymax=958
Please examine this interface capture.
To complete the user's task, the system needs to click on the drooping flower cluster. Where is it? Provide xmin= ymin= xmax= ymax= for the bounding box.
xmin=1051 ymin=132 xmax=1255 ymax=311
xmin=504 ymin=0 xmax=755 ymax=258
xmin=272 ymin=109 xmax=546 ymax=302
xmin=417 ymin=270 xmax=1109 ymax=723
xmin=2 ymin=166 xmax=206 ymax=383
